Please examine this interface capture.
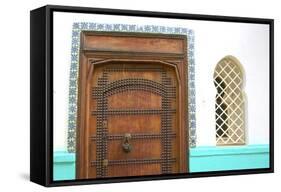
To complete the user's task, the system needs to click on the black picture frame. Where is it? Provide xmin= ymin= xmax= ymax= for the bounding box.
xmin=30 ymin=4 xmax=274 ymax=187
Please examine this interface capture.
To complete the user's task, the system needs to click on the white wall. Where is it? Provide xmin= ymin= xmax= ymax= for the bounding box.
xmin=53 ymin=12 xmax=270 ymax=150
xmin=194 ymin=22 xmax=270 ymax=146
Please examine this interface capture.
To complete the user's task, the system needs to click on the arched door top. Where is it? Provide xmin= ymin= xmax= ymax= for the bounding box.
xmin=103 ymin=78 xmax=169 ymax=97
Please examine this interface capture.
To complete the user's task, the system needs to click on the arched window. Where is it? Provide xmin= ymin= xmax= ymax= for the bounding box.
xmin=214 ymin=56 xmax=245 ymax=145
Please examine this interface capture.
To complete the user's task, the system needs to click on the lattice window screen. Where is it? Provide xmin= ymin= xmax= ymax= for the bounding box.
xmin=214 ymin=56 xmax=245 ymax=145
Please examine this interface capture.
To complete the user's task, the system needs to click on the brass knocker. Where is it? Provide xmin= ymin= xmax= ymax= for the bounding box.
xmin=122 ymin=133 xmax=132 ymax=153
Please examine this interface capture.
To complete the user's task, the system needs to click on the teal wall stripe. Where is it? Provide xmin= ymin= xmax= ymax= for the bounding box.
xmin=189 ymin=144 xmax=270 ymax=172
xmin=53 ymin=144 xmax=269 ymax=180
xmin=53 ymin=151 xmax=75 ymax=180
xmin=53 ymin=151 xmax=75 ymax=162
xmin=190 ymin=144 xmax=269 ymax=156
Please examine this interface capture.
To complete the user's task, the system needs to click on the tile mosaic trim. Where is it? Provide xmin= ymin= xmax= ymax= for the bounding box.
xmin=67 ymin=22 xmax=196 ymax=153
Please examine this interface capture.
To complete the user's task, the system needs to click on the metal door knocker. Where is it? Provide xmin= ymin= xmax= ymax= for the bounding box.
xmin=122 ymin=133 xmax=132 ymax=153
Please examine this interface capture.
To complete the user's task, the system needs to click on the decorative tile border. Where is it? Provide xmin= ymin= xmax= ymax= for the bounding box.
xmin=67 ymin=22 xmax=196 ymax=153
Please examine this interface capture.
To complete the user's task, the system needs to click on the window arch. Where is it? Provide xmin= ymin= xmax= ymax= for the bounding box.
xmin=214 ymin=56 xmax=245 ymax=145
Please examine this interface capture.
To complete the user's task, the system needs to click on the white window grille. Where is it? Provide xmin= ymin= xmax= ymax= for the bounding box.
xmin=214 ymin=56 xmax=245 ymax=145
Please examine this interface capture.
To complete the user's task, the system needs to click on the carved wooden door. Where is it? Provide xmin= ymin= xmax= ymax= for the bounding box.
xmin=77 ymin=32 xmax=188 ymax=179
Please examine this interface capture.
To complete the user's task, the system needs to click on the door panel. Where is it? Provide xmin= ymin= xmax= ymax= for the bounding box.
xmin=107 ymin=164 xmax=161 ymax=177
xmin=107 ymin=139 xmax=162 ymax=159
xmin=107 ymin=91 xmax=162 ymax=109
xmin=89 ymin=63 xmax=178 ymax=177
xmin=107 ymin=115 xmax=161 ymax=134
xmin=77 ymin=32 xmax=188 ymax=179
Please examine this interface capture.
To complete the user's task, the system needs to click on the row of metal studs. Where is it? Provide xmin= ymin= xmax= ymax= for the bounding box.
xmin=90 ymin=133 xmax=177 ymax=141
xmin=92 ymin=84 xmax=176 ymax=99
xmin=95 ymin=70 xmax=109 ymax=177
xmin=91 ymin=158 xmax=176 ymax=166
xmin=91 ymin=109 xmax=176 ymax=116
xmin=161 ymin=70 xmax=173 ymax=173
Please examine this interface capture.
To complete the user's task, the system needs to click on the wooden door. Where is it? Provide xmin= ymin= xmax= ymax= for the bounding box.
xmin=77 ymin=32 xmax=188 ymax=179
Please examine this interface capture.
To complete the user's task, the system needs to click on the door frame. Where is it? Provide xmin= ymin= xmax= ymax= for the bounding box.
xmin=76 ymin=31 xmax=189 ymax=179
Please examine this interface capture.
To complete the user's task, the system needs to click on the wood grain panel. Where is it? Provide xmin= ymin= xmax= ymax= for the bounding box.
xmin=88 ymin=166 xmax=97 ymax=178
xmin=107 ymin=91 xmax=162 ymax=109
xmin=89 ymin=141 xmax=97 ymax=161
xmin=83 ymin=34 xmax=184 ymax=54
xmin=107 ymin=115 xmax=161 ymax=134
xmin=107 ymin=164 xmax=161 ymax=177
xmin=108 ymin=71 xmax=162 ymax=83
xmin=108 ymin=139 xmax=161 ymax=160
xmin=88 ymin=116 xmax=97 ymax=136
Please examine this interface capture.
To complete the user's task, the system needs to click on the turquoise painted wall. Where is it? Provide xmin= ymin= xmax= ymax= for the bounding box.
xmin=53 ymin=151 xmax=75 ymax=180
xmin=189 ymin=144 xmax=270 ymax=172
xmin=53 ymin=144 xmax=269 ymax=180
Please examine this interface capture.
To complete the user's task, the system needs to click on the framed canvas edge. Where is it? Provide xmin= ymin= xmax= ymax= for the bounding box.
xmin=30 ymin=4 xmax=274 ymax=187
xmin=30 ymin=6 xmax=49 ymax=186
